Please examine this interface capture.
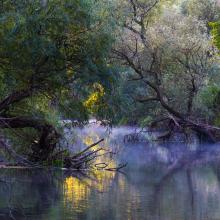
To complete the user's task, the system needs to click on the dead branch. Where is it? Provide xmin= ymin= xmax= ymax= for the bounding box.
xmin=71 ymin=138 xmax=104 ymax=159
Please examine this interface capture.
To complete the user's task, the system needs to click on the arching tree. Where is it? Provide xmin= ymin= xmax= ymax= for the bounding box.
xmin=0 ymin=0 xmax=117 ymax=162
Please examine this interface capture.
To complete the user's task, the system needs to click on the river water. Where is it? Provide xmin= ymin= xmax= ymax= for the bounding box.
xmin=0 ymin=125 xmax=220 ymax=220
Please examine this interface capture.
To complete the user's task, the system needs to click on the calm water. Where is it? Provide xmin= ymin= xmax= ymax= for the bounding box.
xmin=1 ymin=126 xmax=220 ymax=220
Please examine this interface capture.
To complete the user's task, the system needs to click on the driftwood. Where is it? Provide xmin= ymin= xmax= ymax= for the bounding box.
xmin=62 ymin=138 xmax=127 ymax=171
xmin=0 ymin=137 xmax=126 ymax=172
xmin=72 ymin=139 xmax=104 ymax=159
xmin=63 ymin=139 xmax=111 ymax=169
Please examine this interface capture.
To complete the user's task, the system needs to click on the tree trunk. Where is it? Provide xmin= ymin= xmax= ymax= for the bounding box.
xmin=0 ymin=116 xmax=60 ymax=163
xmin=30 ymin=124 xmax=60 ymax=162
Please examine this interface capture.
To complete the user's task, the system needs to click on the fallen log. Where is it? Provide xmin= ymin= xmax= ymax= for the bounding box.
xmin=150 ymin=114 xmax=220 ymax=143
xmin=175 ymin=117 xmax=220 ymax=143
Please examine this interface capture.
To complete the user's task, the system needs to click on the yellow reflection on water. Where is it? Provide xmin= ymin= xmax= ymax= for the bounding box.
xmin=82 ymin=134 xmax=117 ymax=191
xmin=63 ymin=129 xmax=137 ymax=215
xmin=63 ymin=134 xmax=117 ymax=209
xmin=63 ymin=171 xmax=141 ymax=218
xmin=63 ymin=171 xmax=116 ymax=212
xmin=63 ymin=176 xmax=90 ymax=211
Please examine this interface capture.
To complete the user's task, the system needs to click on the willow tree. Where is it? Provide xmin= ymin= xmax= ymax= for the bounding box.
xmin=0 ymin=0 xmax=116 ymax=163
xmin=113 ymin=0 xmax=220 ymax=141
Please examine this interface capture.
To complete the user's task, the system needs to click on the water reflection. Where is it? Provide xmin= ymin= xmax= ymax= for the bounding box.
xmin=1 ymin=127 xmax=220 ymax=219
xmin=63 ymin=176 xmax=90 ymax=212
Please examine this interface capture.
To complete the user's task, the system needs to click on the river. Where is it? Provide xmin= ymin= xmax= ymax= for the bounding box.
xmin=0 ymin=125 xmax=220 ymax=220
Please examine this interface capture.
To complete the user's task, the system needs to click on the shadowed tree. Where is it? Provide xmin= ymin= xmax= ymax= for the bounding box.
xmin=0 ymin=0 xmax=116 ymax=163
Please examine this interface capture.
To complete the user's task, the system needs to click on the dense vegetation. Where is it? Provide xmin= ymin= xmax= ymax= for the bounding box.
xmin=0 ymin=0 xmax=220 ymax=167
xmin=113 ymin=0 xmax=220 ymax=141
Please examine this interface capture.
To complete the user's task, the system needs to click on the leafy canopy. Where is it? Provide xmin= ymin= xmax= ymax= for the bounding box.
xmin=0 ymin=0 xmax=117 ymax=123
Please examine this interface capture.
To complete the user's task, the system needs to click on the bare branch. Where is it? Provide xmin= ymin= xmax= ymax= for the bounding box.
xmin=136 ymin=96 xmax=159 ymax=102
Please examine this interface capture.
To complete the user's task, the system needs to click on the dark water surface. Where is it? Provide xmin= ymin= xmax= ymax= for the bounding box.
xmin=1 ymin=126 xmax=220 ymax=220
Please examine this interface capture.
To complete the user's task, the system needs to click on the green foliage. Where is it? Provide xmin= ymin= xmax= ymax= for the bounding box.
xmin=111 ymin=0 xmax=220 ymax=127
xmin=210 ymin=21 xmax=220 ymax=50
xmin=197 ymin=84 xmax=220 ymax=125
xmin=1 ymin=0 xmax=220 ymax=154
xmin=181 ymin=0 xmax=220 ymax=23
xmin=0 ymin=0 xmax=119 ymax=152
xmin=139 ymin=116 xmax=153 ymax=128
xmin=0 ymin=0 xmax=117 ymax=115
xmin=200 ymin=85 xmax=220 ymax=107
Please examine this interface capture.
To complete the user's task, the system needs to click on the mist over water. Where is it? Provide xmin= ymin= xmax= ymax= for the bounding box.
xmin=1 ymin=125 xmax=220 ymax=220
xmin=63 ymin=124 xmax=205 ymax=168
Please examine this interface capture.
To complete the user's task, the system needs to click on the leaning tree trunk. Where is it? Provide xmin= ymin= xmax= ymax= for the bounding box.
xmin=29 ymin=124 xmax=60 ymax=163
xmin=0 ymin=116 xmax=60 ymax=163
xmin=157 ymin=98 xmax=220 ymax=143
xmin=141 ymin=86 xmax=220 ymax=143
